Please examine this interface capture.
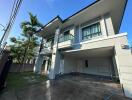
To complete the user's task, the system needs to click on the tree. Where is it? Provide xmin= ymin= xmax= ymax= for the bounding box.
xmin=20 ymin=13 xmax=43 ymax=64
xmin=10 ymin=37 xmax=24 ymax=64
xmin=21 ymin=13 xmax=43 ymax=37
xmin=10 ymin=35 xmax=39 ymax=64
xmin=10 ymin=35 xmax=39 ymax=72
xmin=9 ymin=13 xmax=43 ymax=71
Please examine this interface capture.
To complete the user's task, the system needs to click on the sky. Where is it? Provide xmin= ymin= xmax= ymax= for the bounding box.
xmin=0 ymin=0 xmax=132 ymax=44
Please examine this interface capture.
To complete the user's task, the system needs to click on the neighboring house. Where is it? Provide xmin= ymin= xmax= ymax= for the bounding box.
xmin=34 ymin=0 xmax=132 ymax=98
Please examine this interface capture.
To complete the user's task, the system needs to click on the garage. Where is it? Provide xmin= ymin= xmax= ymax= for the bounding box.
xmin=61 ymin=46 xmax=119 ymax=79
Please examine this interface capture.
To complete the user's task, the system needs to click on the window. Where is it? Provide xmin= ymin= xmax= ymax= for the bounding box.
xmin=64 ymin=30 xmax=70 ymax=35
xmin=59 ymin=30 xmax=74 ymax=43
xmin=82 ymin=23 xmax=101 ymax=40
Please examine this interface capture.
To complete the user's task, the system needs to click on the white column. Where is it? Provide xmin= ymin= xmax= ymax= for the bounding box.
xmin=100 ymin=16 xmax=107 ymax=37
xmin=104 ymin=15 xmax=115 ymax=36
xmin=59 ymin=55 xmax=64 ymax=74
xmin=49 ymin=28 xmax=60 ymax=79
xmin=44 ymin=59 xmax=48 ymax=74
xmin=34 ymin=54 xmax=45 ymax=74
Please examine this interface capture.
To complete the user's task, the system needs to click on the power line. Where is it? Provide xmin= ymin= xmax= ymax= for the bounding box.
xmin=9 ymin=0 xmax=17 ymax=21
xmin=0 ymin=24 xmax=5 ymax=31
xmin=0 ymin=0 xmax=23 ymax=47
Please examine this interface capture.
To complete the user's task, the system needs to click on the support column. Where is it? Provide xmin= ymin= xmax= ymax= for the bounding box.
xmin=49 ymin=28 xmax=60 ymax=79
xmin=34 ymin=54 xmax=45 ymax=74
xmin=100 ymin=16 xmax=107 ymax=37
xmin=104 ymin=14 xmax=115 ymax=36
xmin=59 ymin=55 xmax=64 ymax=74
xmin=44 ymin=59 xmax=48 ymax=74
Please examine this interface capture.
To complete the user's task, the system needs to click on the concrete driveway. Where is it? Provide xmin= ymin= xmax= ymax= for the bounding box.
xmin=0 ymin=74 xmax=131 ymax=100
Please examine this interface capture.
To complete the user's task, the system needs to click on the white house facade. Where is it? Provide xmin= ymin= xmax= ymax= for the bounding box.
xmin=34 ymin=0 xmax=132 ymax=98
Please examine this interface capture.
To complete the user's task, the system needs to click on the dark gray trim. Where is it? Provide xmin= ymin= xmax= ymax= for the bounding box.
xmin=119 ymin=0 xmax=128 ymax=32
xmin=63 ymin=0 xmax=100 ymax=22
xmin=36 ymin=16 xmax=63 ymax=33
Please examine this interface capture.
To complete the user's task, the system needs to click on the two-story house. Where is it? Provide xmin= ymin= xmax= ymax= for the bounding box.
xmin=34 ymin=0 xmax=132 ymax=98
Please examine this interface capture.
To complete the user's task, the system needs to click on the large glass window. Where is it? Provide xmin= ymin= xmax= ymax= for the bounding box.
xmin=82 ymin=23 xmax=101 ymax=40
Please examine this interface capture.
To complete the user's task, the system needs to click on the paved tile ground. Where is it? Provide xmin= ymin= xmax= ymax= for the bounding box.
xmin=0 ymin=75 xmax=131 ymax=100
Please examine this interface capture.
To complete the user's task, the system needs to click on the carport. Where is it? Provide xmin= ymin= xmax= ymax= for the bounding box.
xmin=61 ymin=46 xmax=119 ymax=80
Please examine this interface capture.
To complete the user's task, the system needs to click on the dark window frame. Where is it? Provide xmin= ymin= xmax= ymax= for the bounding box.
xmin=82 ymin=22 xmax=101 ymax=40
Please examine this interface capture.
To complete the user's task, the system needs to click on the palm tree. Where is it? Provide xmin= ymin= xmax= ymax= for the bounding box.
xmin=21 ymin=13 xmax=43 ymax=37
xmin=20 ymin=13 xmax=43 ymax=65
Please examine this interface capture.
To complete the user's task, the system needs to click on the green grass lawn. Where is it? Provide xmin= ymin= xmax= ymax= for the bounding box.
xmin=6 ymin=72 xmax=48 ymax=90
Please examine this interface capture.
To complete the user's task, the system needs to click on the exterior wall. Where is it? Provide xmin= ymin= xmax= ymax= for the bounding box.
xmin=104 ymin=14 xmax=115 ymax=36
xmin=79 ymin=33 xmax=127 ymax=51
xmin=45 ymin=15 xmax=115 ymax=51
xmin=112 ymin=56 xmax=119 ymax=78
xmin=76 ymin=57 xmax=112 ymax=76
xmin=63 ymin=56 xmax=113 ymax=76
xmin=114 ymin=38 xmax=132 ymax=98
xmin=59 ymin=33 xmax=128 ymax=77
xmin=63 ymin=56 xmax=77 ymax=74
xmin=59 ymin=15 xmax=115 ymax=48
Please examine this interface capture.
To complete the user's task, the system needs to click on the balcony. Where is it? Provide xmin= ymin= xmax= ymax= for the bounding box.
xmin=40 ymin=47 xmax=52 ymax=55
xmin=39 ymin=42 xmax=53 ymax=55
xmin=58 ymin=34 xmax=74 ymax=49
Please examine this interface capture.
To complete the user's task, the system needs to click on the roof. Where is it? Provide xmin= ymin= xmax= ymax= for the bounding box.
xmin=37 ymin=0 xmax=101 ymax=33
xmin=38 ymin=0 xmax=128 ymax=36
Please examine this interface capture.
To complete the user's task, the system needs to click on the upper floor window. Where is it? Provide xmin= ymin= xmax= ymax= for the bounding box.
xmin=82 ymin=23 xmax=101 ymax=40
xmin=64 ymin=30 xmax=70 ymax=35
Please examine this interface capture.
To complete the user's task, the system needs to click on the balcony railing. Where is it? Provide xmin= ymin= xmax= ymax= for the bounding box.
xmin=58 ymin=34 xmax=74 ymax=49
xmin=40 ymin=47 xmax=52 ymax=55
xmin=59 ymin=34 xmax=74 ymax=43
